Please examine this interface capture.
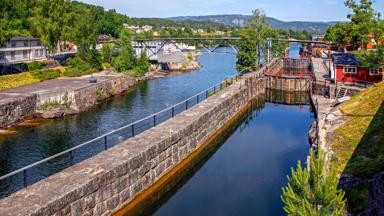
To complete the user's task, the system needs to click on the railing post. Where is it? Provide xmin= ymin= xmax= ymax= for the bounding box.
xmin=186 ymin=100 xmax=189 ymax=110
xmin=197 ymin=95 xmax=199 ymax=104
xmin=104 ymin=136 xmax=108 ymax=150
xmin=70 ymin=151 xmax=74 ymax=165
xmin=23 ymin=170 xmax=27 ymax=188
xmin=172 ymin=107 xmax=175 ymax=117
xmin=131 ymin=124 xmax=135 ymax=137
xmin=153 ymin=115 xmax=156 ymax=126
xmin=206 ymin=90 xmax=208 ymax=98
xmin=214 ymin=86 xmax=216 ymax=94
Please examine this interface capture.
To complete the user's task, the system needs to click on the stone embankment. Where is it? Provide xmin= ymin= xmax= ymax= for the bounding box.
xmin=0 ymin=68 xmax=266 ymax=216
xmin=0 ymin=73 xmax=135 ymax=128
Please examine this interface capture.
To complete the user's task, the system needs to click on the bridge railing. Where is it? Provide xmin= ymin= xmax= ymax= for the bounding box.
xmin=0 ymin=74 xmax=241 ymax=198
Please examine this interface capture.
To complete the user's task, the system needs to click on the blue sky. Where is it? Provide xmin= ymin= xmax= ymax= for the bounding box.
xmin=79 ymin=0 xmax=384 ymax=21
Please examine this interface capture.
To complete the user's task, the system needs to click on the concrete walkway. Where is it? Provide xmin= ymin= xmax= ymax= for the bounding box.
xmin=0 ymin=73 xmax=129 ymax=104
xmin=312 ymin=57 xmax=330 ymax=82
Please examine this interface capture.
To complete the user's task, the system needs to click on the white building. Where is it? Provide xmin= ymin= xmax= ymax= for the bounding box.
xmin=0 ymin=37 xmax=47 ymax=65
xmin=142 ymin=25 xmax=153 ymax=32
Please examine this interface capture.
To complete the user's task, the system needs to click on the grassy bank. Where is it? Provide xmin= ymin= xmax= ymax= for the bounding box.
xmin=331 ymin=82 xmax=384 ymax=213
xmin=0 ymin=72 xmax=40 ymax=90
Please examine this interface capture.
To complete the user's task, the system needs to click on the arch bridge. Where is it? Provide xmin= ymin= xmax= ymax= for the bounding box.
xmin=130 ymin=37 xmax=333 ymax=60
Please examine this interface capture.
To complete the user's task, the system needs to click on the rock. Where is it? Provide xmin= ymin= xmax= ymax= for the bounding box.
xmin=308 ymin=121 xmax=318 ymax=147
xmin=366 ymin=172 xmax=384 ymax=216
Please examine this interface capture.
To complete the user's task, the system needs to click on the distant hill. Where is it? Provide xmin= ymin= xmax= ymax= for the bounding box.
xmin=168 ymin=15 xmax=338 ymax=33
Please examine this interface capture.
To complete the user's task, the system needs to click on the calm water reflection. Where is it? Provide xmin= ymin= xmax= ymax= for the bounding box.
xmin=148 ymin=98 xmax=313 ymax=216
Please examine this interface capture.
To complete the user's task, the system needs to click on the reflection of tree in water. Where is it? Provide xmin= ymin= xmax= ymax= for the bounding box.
xmin=265 ymin=88 xmax=310 ymax=105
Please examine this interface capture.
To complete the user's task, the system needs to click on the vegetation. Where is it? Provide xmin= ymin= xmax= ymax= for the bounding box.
xmin=63 ymin=57 xmax=96 ymax=77
xmin=282 ymin=149 xmax=347 ymax=216
xmin=325 ymin=0 xmax=383 ymax=68
xmin=31 ymin=69 xmax=60 ymax=80
xmin=331 ymin=82 xmax=384 ymax=214
xmin=236 ymin=9 xmax=287 ymax=72
xmin=0 ymin=72 xmax=40 ymax=90
xmin=25 ymin=61 xmax=46 ymax=71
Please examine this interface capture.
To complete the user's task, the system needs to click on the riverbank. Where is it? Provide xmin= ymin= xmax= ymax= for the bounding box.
xmin=0 ymin=72 xmax=136 ymax=129
xmin=309 ymin=82 xmax=384 ymax=215
xmin=0 ymin=51 xmax=203 ymax=130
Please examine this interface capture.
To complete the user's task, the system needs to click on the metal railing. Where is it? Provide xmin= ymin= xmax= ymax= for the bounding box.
xmin=0 ymin=74 xmax=240 ymax=198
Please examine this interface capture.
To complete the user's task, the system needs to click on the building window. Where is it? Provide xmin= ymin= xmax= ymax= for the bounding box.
xmin=24 ymin=41 xmax=28 ymax=47
xmin=35 ymin=49 xmax=39 ymax=57
xmin=344 ymin=66 xmax=357 ymax=74
xmin=369 ymin=68 xmax=379 ymax=75
xmin=0 ymin=52 xmax=4 ymax=60
xmin=40 ymin=49 xmax=44 ymax=57
xmin=11 ymin=51 xmax=15 ymax=60
xmin=37 ymin=41 xmax=41 ymax=46
xmin=11 ymin=42 xmax=16 ymax=48
xmin=23 ymin=50 xmax=29 ymax=59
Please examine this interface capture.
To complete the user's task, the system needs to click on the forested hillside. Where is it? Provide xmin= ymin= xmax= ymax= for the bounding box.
xmin=169 ymin=15 xmax=337 ymax=33
xmin=0 ymin=0 xmax=233 ymax=48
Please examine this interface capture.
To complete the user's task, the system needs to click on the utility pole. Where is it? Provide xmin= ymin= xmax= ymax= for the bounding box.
xmin=267 ymin=38 xmax=271 ymax=63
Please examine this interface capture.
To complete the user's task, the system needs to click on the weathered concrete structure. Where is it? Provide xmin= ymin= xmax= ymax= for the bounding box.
xmin=0 ymin=69 xmax=266 ymax=215
xmin=0 ymin=74 xmax=135 ymax=128
xmin=0 ymin=94 xmax=38 ymax=128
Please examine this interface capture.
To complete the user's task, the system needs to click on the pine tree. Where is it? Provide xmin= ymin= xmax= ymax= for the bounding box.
xmin=282 ymin=149 xmax=347 ymax=216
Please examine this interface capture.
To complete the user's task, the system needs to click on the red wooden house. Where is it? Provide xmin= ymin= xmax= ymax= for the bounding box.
xmin=332 ymin=53 xmax=383 ymax=84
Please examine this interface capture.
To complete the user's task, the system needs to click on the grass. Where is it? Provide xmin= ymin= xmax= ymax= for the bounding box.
xmin=0 ymin=72 xmax=40 ymax=90
xmin=331 ymin=81 xmax=384 ymax=213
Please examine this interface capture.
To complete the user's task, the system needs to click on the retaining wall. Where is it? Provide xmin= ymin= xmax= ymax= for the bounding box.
xmin=0 ymin=75 xmax=135 ymax=127
xmin=0 ymin=72 xmax=265 ymax=216
xmin=0 ymin=94 xmax=38 ymax=128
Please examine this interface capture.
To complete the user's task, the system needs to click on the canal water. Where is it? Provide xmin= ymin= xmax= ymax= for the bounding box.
xmin=132 ymin=97 xmax=313 ymax=216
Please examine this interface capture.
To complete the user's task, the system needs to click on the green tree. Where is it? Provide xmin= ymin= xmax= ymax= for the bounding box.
xmin=101 ymin=43 xmax=113 ymax=64
xmin=282 ymin=149 xmax=347 ymax=216
xmin=236 ymin=28 xmax=258 ymax=73
xmin=325 ymin=22 xmax=352 ymax=48
xmin=31 ymin=0 xmax=72 ymax=53
xmin=345 ymin=0 xmax=380 ymax=49
xmin=134 ymin=50 xmax=150 ymax=75
xmin=236 ymin=9 xmax=277 ymax=72
xmin=113 ymin=29 xmax=136 ymax=72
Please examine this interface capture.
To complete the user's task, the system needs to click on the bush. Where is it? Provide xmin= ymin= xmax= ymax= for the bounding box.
xmin=26 ymin=61 xmax=45 ymax=71
xmin=63 ymin=66 xmax=94 ymax=77
xmin=31 ymin=69 xmax=60 ymax=81
xmin=281 ymin=149 xmax=346 ymax=215
xmin=63 ymin=57 xmax=95 ymax=77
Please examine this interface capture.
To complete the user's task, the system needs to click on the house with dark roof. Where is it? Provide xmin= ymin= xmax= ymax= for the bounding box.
xmin=0 ymin=37 xmax=47 ymax=65
xmin=332 ymin=53 xmax=382 ymax=84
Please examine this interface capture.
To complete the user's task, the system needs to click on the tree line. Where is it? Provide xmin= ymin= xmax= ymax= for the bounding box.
xmin=325 ymin=0 xmax=383 ymax=69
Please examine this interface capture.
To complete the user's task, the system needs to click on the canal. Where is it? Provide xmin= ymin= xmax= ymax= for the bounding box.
xmin=0 ymin=46 xmax=314 ymax=215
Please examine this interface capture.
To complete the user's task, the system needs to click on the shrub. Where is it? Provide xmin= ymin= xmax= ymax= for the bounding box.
xmin=63 ymin=57 xmax=95 ymax=77
xmin=26 ymin=61 xmax=45 ymax=71
xmin=31 ymin=69 xmax=60 ymax=81
xmin=63 ymin=66 xmax=94 ymax=77
xmin=282 ymin=149 xmax=346 ymax=216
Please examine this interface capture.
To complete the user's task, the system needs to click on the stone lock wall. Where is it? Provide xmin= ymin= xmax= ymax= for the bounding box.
xmin=0 ymin=71 xmax=265 ymax=216
xmin=0 ymin=95 xmax=38 ymax=128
